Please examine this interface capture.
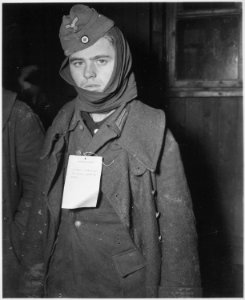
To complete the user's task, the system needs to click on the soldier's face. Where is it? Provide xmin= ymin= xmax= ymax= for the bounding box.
xmin=69 ymin=37 xmax=115 ymax=92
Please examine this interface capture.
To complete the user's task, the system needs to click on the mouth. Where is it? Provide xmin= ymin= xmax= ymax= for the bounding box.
xmin=82 ymin=84 xmax=101 ymax=91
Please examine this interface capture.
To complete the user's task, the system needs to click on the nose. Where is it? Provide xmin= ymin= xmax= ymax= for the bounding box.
xmin=84 ymin=62 xmax=96 ymax=79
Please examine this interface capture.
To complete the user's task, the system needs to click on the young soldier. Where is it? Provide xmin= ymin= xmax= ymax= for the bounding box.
xmin=21 ymin=4 xmax=201 ymax=297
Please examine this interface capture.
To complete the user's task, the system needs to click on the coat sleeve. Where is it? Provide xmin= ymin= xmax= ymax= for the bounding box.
xmin=156 ymin=129 xmax=202 ymax=297
xmin=18 ymin=154 xmax=50 ymax=298
xmin=14 ymin=101 xmax=45 ymax=233
xmin=11 ymin=101 xmax=46 ymax=297
xmin=9 ymin=101 xmax=45 ymax=263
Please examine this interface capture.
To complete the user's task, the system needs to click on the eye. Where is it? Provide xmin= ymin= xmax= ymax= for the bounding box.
xmin=71 ymin=61 xmax=84 ymax=67
xmin=96 ymin=59 xmax=108 ymax=65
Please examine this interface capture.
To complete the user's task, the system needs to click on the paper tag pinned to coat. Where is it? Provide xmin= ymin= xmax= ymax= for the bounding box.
xmin=62 ymin=155 xmax=102 ymax=209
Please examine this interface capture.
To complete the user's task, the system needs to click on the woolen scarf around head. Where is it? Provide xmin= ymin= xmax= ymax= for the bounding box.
xmin=59 ymin=5 xmax=137 ymax=113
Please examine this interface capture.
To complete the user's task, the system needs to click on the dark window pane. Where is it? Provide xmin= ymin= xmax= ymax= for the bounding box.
xmin=179 ymin=2 xmax=239 ymax=12
xmin=176 ymin=15 xmax=240 ymax=80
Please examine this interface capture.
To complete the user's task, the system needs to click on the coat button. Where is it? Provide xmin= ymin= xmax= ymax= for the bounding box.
xmin=75 ymin=150 xmax=82 ymax=155
xmin=94 ymin=129 xmax=98 ymax=134
xmin=158 ymin=235 xmax=162 ymax=241
xmin=156 ymin=211 xmax=161 ymax=219
xmin=75 ymin=220 xmax=81 ymax=228
xmin=81 ymin=35 xmax=89 ymax=44
xmin=79 ymin=124 xmax=84 ymax=131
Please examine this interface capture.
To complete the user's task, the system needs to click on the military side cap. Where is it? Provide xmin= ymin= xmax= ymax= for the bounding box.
xmin=59 ymin=4 xmax=114 ymax=56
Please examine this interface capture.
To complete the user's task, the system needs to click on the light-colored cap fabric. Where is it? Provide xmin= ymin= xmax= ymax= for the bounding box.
xmin=59 ymin=4 xmax=114 ymax=56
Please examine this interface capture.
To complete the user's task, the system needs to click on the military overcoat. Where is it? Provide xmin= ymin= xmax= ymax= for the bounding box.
xmin=22 ymin=99 xmax=201 ymax=297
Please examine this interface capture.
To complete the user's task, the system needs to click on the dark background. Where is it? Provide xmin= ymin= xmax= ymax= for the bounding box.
xmin=2 ymin=2 xmax=243 ymax=297
xmin=3 ymin=3 xmax=165 ymax=112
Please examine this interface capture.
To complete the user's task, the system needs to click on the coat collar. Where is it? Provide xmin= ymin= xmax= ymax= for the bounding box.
xmin=41 ymin=99 xmax=128 ymax=159
xmin=41 ymin=99 xmax=165 ymax=173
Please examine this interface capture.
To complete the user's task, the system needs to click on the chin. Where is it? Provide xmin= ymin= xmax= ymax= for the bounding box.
xmin=85 ymin=88 xmax=102 ymax=92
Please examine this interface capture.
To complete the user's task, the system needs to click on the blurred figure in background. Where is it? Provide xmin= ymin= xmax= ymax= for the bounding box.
xmin=2 ymin=88 xmax=44 ymax=297
xmin=18 ymin=64 xmax=54 ymax=129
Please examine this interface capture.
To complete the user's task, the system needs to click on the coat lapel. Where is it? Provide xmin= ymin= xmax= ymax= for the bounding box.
xmin=101 ymin=151 xmax=131 ymax=228
xmin=83 ymin=106 xmax=128 ymax=155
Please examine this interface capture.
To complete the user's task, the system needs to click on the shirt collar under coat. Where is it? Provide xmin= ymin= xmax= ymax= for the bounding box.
xmin=59 ymin=27 xmax=138 ymax=114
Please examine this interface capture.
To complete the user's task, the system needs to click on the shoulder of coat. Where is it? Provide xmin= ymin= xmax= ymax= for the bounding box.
xmin=119 ymin=100 xmax=166 ymax=172
xmin=49 ymin=99 xmax=76 ymax=133
xmin=14 ymin=100 xmax=34 ymax=115
xmin=40 ymin=99 xmax=76 ymax=159
xmin=13 ymin=100 xmax=44 ymax=130
xmin=131 ymin=100 xmax=166 ymax=126
xmin=54 ymin=99 xmax=76 ymax=122
xmin=128 ymin=100 xmax=166 ymax=139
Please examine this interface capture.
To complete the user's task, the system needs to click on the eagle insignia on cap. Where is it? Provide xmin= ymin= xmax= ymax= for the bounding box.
xmin=65 ymin=16 xmax=78 ymax=32
xmin=81 ymin=35 xmax=89 ymax=44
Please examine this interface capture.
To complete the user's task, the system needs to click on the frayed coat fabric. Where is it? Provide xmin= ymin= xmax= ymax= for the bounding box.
xmin=21 ymin=99 xmax=201 ymax=297
xmin=2 ymin=89 xmax=45 ymax=297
